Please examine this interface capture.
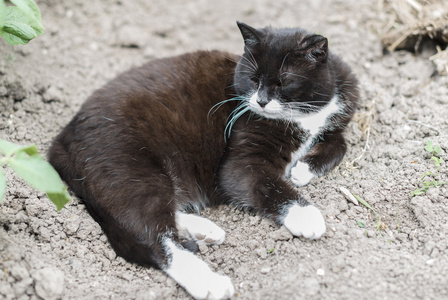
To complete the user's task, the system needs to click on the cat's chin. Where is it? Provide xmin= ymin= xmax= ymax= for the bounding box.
xmin=250 ymin=108 xmax=283 ymax=120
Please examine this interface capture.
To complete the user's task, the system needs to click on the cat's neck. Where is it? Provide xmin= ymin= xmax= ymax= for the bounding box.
xmin=292 ymin=92 xmax=341 ymax=136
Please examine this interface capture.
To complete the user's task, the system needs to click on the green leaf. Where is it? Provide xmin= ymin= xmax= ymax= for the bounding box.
xmin=419 ymin=171 xmax=433 ymax=180
xmin=47 ymin=189 xmax=71 ymax=211
xmin=8 ymin=152 xmax=65 ymax=193
xmin=10 ymin=0 xmax=42 ymax=23
xmin=357 ymin=220 xmax=366 ymax=228
xmin=3 ymin=19 xmax=38 ymax=40
xmin=425 ymin=140 xmax=433 ymax=153
xmin=433 ymin=181 xmax=446 ymax=188
xmin=431 ymin=156 xmax=440 ymax=166
xmin=0 ymin=139 xmax=23 ymax=156
xmin=0 ymin=139 xmax=71 ymax=210
xmin=434 ymin=145 xmax=441 ymax=154
xmin=0 ymin=139 xmax=39 ymax=157
xmin=0 ymin=6 xmax=43 ymax=45
xmin=20 ymin=144 xmax=39 ymax=156
xmin=0 ymin=168 xmax=6 ymax=203
xmin=0 ymin=0 xmax=6 ymax=30
xmin=410 ymin=188 xmax=426 ymax=197
xmin=353 ymin=194 xmax=374 ymax=211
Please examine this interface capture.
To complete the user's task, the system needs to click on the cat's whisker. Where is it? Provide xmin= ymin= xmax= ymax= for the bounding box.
xmin=207 ymin=96 xmax=244 ymax=120
xmin=279 ymin=53 xmax=290 ymax=74
xmin=237 ymin=60 xmax=257 ymax=72
xmin=286 ymin=103 xmax=320 ymax=110
xmin=224 ymin=103 xmax=250 ymax=141
xmin=238 ymin=59 xmax=258 ymax=73
xmin=283 ymin=102 xmax=323 ymax=116
xmin=236 ymin=70 xmax=257 ymax=74
xmin=228 ymin=103 xmax=248 ymax=122
xmin=281 ymin=72 xmax=309 ymax=80
xmin=287 ymin=101 xmax=329 ymax=108
xmin=243 ymin=46 xmax=258 ymax=70
xmin=313 ymin=92 xmax=330 ymax=97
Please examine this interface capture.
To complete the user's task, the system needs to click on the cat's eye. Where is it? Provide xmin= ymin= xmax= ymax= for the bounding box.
xmin=251 ymin=77 xmax=259 ymax=86
xmin=279 ymin=77 xmax=292 ymax=88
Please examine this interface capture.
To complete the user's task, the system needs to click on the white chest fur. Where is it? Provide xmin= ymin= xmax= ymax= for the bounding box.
xmin=284 ymin=94 xmax=341 ymax=177
xmin=294 ymin=94 xmax=341 ymax=136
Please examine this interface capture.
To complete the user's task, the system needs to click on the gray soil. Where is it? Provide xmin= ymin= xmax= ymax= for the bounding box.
xmin=1 ymin=0 xmax=447 ymax=299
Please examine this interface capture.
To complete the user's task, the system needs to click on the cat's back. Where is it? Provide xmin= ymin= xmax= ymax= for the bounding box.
xmin=49 ymin=50 xmax=239 ymax=200
xmin=84 ymin=50 xmax=238 ymax=124
xmin=54 ymin=50 xmax=238 ymax=146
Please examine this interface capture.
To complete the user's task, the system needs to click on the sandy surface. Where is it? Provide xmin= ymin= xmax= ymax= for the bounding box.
xmin=1 ymin=0 xmax=447 ymax=299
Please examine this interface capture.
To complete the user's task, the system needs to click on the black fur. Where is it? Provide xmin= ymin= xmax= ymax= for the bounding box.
xmin=49 ymin=22 xmax=359 ymax=269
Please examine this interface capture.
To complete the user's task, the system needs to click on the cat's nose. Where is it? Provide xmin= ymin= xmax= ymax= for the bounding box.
xmin=257 ymin=98 xmax=270 ymax=108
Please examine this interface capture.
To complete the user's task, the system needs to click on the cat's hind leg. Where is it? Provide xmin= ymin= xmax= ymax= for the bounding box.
xmin=176 ymin=211 xmax=226 ymax=245
xmin=163 ymin=238 xmax=234 ymax=299
xmin=71 ymin=170 xmax=234 ymax=299
xmin=100 ymin=201 xmax=233 ymax=300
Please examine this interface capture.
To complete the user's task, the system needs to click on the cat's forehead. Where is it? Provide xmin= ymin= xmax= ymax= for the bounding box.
xmin=266 ymin=27 xmax=310 ymax=44
xmin=250 ymin=27 xmax=314 ymax=58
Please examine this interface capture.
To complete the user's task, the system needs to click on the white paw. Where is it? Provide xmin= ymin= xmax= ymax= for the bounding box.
xmin=283 ymin=204 xmax=326 ymax=239
xmin=176 ymin=212 xmax=226 ymax=245
xmin=196 ymin=272 xmax=234 ymax=300
xmin=164 ymin=240 xmax=235 ymax=299
xmin=290 ymin=161 xmax=315 ymax=187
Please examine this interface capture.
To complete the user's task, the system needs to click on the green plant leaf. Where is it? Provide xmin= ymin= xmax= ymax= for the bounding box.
xmin=0 ymin=139 xmax=23 ymax=156
xmin=0 ymin=6 xmax=43 ymax=45
xmin=10 ymin=0 xmax=42 ymax=23
xmin=353 ymin=194 xmax=374 ymax=211
xmin=0 ymin=168 xmax=6 ymax=202
xmin=8 ymin=152 xmax=66 ymax=193
xmin=47 ymin=189 xmax=71 ymax=211
xmin=433 ymin=181 xmax=446 ymax=188
xmin=0 ymin=0 xmax=6 ymax=30
xmin=0 ymin=139 xmax=39 ymax=157
xmin=431 ymin=156 xmax=440 ymax=166
xmin=419 ymin=171 xmax=433 ymax=180
xmin=425 ymin=140 xmax=433 ymax=153
xmin=2 ymin=8 xmax=39 ymax=40
xmin=434 ymin=145 xmax=441 ymax=154
xmin=357 ymin=220 xmax=366 ymax=228
xmin=410 ymin=188 xmax=426 ymax=197
xmin=20 ymin=145 xmax=39 ymax=156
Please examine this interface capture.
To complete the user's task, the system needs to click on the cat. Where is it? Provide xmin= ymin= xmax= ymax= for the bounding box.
xmin=49 ymin=22 xmax=359 ymax=299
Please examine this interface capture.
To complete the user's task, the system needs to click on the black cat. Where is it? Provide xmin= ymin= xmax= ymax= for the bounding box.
xmin=49 ymin=22 xmax=359 ymax=299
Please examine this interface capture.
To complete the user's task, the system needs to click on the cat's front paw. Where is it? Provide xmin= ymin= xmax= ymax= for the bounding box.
xmin=290 ymin=161 xmax=315 ymax=187
xmin=283 ymin=204 xmax=326 ymax=239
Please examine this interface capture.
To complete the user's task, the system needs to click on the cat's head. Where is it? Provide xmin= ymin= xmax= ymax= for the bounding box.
xmin=234 ymin=22 xmax=336 ymax=120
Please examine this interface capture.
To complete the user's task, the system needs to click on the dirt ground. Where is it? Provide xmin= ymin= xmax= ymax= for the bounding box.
xmin=1 ymin=0 xmax=447 ymax=299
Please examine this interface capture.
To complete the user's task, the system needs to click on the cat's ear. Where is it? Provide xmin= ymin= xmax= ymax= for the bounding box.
xmin=298 ymin=35 xmax=328 ymax=62
xmin=237 ymin=21 xmax=263 ymax=48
